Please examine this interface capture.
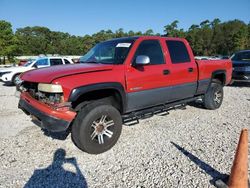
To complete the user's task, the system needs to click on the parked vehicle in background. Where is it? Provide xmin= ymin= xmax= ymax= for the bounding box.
xmin=195 ymin=56 xmax=210 ymax=60
xmin=18 ymin=59 xmax=36 ymax=66
xmin=72 ymin=58 xmax=80 ymax=64
xmin=231 ymin=50 xmax=250 ymax=82
xmin=18 ymin=59 xmax=28 ymax=66
xmin=195 ymin=55 xmax=229 ymax=60
xmin=17 ymin=36 xmax=232 ymax=154
xmin=0 ymin=57 xmax=73 ymax=85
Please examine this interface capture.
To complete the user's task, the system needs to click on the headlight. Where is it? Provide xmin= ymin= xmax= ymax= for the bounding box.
xmin=38 ymin=83 xmax=63 ymax=93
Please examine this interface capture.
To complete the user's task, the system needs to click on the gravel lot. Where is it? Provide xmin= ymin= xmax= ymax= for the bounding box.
xmin=0 ymin=81 xmax=249 ymax=188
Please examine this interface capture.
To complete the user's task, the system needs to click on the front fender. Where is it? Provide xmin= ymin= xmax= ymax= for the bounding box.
xmin=68 ymin=82 xmax=127 ymax=112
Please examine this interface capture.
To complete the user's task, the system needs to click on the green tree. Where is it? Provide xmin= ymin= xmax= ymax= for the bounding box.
xmin=16 ymin=26 xmax=52 ymax=55
xmin=0 ymin=18 xmax=247 ymax=58
xmin=164 ymin=20 xmax=179 ymax=36
xmin=163 ymin=20 xmax=186 ymax=38
xmin=0 ymin=20 xmax=19 ymax=64
xmin=144 ymin=29 xmax=154 ymax=36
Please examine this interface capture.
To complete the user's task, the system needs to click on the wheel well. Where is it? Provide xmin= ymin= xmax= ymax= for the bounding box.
xmin=12 ymin=73 xmax=21 ymax=83
xmin=72 ymin=89 xmax=123 ymax=113
xmin=212 ymin=73 xmax=226 ymax=85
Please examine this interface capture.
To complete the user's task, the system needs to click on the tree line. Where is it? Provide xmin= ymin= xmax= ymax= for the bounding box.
xmin=0 ymin=18 xmax=249 ymax=63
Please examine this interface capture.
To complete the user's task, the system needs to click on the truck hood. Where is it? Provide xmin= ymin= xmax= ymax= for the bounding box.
xmin=21 ymin=63 xmax=114 ymax=83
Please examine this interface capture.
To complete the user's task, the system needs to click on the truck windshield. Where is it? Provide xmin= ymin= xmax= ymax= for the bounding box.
xmin=80 ymin=39 xmax=135 ymax=64
xmin=23 ymin=60 xmax=34 ymax=67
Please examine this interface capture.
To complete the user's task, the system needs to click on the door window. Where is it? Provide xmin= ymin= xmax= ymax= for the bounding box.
xmin=166 ymin=40 xmax=190 ymax=63
xmin=133 ymin=40 xmax=164 ymax=65
xmin=50 ymin=59 xmax=63 ymax=66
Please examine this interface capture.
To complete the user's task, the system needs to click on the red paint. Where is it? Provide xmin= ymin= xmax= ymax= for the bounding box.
xmin=20 ymin=92 xmax=76 ymax=122
xmin=20 ymin=36 xmax=232 ymax=110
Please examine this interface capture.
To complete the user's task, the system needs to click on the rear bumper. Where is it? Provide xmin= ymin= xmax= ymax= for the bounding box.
xmin=18 ymin=92 xmax=76 ymax=132
xmin=232 ymin=71 xmax=250 ymax=81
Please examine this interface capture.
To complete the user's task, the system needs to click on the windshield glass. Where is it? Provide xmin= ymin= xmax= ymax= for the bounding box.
xmin=80 ymin=39 xmax=135 ymax=64
xmin=231 ymin=51 xmax=250 ymax=62
xmin=23 ymin=60 xmax=34 ymax=67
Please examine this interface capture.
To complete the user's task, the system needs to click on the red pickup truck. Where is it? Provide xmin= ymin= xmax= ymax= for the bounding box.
xmin=17 ymin=36 xmax=232 ymax=154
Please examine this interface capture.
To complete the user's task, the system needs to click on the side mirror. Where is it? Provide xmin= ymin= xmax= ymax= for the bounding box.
xmin=135 ymin=55 xmax=150 ymax=65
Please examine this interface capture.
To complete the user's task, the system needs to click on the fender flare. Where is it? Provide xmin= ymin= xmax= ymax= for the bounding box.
xmin=11 ymin=72 xmax=22 ymax=83
xmin=68 ymin=82 xmax=127 ymax=112
xmin=211 ymin=70 xmax=226 ymax=85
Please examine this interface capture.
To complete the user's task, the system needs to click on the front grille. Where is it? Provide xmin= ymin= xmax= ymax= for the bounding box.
xmin=21 ymin=82 xmax=63 ymax=105
xmin=22 ymin=82 xmax=38 ymax=99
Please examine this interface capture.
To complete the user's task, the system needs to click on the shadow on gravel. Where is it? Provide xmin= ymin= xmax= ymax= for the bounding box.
xmin=24 ymin=148 xmax=88 ymax=188
xmin=31 ymin=119 xmax=70 ymax=140
xmin=2 ymin=82 xmax=15 ymax=87
xmin=42 ymin=129 xmax=70 ymax=140
xmin=170 ymin=142 xmax=229 ymax=186
xmin=187 ymin=100 xmax=205 ymax=109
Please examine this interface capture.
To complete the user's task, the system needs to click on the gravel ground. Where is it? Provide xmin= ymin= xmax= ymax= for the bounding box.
xmin=0 ymin=81 xmax=249 ymax=188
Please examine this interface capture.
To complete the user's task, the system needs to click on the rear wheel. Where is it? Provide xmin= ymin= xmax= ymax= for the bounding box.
xmin=71 ymin=101 xmax=122 ymax=154
xmin=203 ymin=80 xmax=224 ymax=110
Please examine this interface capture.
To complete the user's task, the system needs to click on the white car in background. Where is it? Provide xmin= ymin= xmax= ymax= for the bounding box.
xmin=0 ymin=57 xmax=74 ymax=85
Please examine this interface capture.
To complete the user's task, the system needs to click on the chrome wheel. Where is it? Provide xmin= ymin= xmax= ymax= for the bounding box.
xmin=214 ymin=90 xmax=222 ymax=104
xmin=90 ymin=115 xmax=114 ymax=144
xmin=13 ymin=74 xmax=21 ymax=85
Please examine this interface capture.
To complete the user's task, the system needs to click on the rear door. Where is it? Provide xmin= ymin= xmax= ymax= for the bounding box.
xmin=164 ymin=39 xmax=198 ymax=101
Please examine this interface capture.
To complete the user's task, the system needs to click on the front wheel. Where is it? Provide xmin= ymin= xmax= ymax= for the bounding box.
xmin=12 ymin=74 xmax=21 ymax=85
xmin=71 ymin=102 xmax=122 ymax=154
xmin=203 ymin=80 xmax=224 ymax=110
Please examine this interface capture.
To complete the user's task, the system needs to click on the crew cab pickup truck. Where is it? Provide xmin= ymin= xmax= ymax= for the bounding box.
xmin=17 ymin=36 xmax=232 ymax=154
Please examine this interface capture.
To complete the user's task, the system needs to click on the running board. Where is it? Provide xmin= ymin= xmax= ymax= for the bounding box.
xmin=122 ymin=96 xmax=201 ymax=126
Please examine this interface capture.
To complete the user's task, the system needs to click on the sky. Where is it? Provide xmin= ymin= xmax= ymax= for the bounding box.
xmin=0 ymin=0 xmax=249 ymax=36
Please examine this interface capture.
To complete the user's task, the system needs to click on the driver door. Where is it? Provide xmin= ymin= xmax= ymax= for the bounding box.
xmin=125 ymin=39 xmax=171 ymax=111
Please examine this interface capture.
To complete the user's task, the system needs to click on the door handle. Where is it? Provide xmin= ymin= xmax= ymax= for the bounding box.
xmin=163 ymin=69 xmax=170 ymax=75
xmin=188 ymin=68 xmax=194 ymax=72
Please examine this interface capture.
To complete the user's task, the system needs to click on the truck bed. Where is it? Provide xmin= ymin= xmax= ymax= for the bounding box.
xmin=196 ymin=59 xmax=232 ymax=85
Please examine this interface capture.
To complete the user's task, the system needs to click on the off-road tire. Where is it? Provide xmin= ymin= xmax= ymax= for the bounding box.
xmin=203 ymin=80 xmax=224 ymax=110
xmin=71 ymin=101 xmax=122 ymax=154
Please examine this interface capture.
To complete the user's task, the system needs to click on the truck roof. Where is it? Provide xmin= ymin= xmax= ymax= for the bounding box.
xmin=106 ymin=36 xmax=185 ymax=42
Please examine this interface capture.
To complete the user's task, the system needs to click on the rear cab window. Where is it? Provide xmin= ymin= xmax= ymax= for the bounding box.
xmin=166 ymin=40 xmax=190 ymax=63
xmin=133 ymin=40 xmax=165 ymax=65
xmin=50 ymin=58 xmax=63 ymax=66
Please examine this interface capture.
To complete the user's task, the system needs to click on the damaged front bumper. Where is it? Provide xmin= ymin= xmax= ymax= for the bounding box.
xmin=18 ymin=92 xmax=76 ymax=132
